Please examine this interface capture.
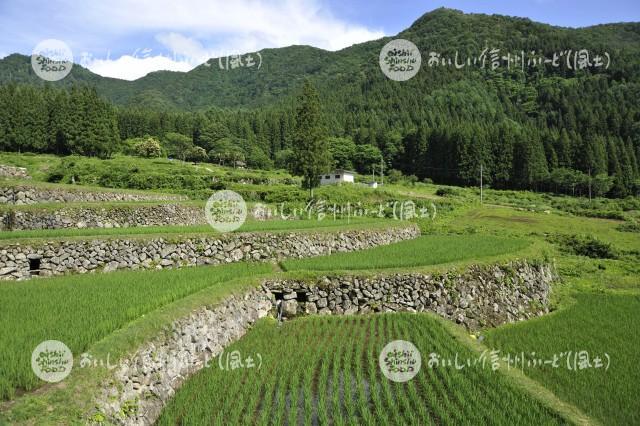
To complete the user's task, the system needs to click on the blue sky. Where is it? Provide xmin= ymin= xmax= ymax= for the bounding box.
xmin=1 ymin=0 xmax=638 ymax=80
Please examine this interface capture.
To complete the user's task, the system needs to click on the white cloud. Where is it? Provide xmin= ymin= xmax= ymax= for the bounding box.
xmin=67 ymin=0 xmax=383 ymax=49
xmin=87 ymin=55 xmax=193 ymax=80
xmin=61 ymin=0 xmax=385 ymax=80
xmin=155 ymin=33 xmax=209 ymax=63
xmin=154 ymin=32 xmax=265 ymax=63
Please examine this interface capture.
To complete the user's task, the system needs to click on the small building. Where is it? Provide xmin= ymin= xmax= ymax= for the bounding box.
xmin=319 ymin=169 xmax=355 ymax=185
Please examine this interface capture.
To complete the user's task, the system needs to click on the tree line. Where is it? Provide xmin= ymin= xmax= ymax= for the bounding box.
xmin=0 ymin=84 xmax=118 ymax=158
xmin=0 ymin=79 xmax=638 ymax=197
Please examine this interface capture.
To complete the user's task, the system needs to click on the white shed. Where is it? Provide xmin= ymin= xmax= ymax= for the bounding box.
xmin=319 ymin=169 xmax=355 ymax=185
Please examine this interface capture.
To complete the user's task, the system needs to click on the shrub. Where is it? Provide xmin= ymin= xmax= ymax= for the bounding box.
xmin=405 ymin=174 xmax=419 ymax=185
xmin=435 ymin=187 xmax=460 ymax=197
xmin=549 ymin=234 xmax=618 ymax=259
xmin=616 ymin=221 xmax=640 ymax=233
xmin=46 ymin=170 xmax=65 ymax=183
xmin=184 ymin=146 xmax=208 ymax=163
xmin=386 ymin=169 xmax=403 ymax=184
xmin=209 ymin=180 xmax=226 ymax=191
xmin=134 ymin=137 xmax=162 ymax=158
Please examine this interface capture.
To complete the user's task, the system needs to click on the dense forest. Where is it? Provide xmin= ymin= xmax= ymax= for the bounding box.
xmin=0 ymin=8 xmax=639 ymax=197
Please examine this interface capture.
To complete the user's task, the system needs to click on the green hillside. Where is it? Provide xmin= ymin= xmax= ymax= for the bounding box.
xmin=2 ymin=9 xmax=640 ymax=110
xmin=1 ymin=8 xmax=639 ymax=195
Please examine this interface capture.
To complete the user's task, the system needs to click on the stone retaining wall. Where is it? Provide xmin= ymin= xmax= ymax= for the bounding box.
xmin=0 ymin=224 xmax=420 ymax=280
xmin=264 ymin=261 xmax=554 ymax=330
xmin=97 ymin=289 xmax=272 ymax=425
xmin=0 ymin=185 xmax=186 ymax=205
xmin=0 ymin=204 xmax=205 ymax=231
xmin=0 ymin=165 xmax=31 ymax=179
xmin=94 ymin=260 xmax=554 ymax=425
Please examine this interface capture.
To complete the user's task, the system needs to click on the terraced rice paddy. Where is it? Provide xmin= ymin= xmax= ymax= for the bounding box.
xmin=0 ymin=262 xmax=273 ymax=399
xmin=281 ymin=234 xmax=530 ymax=272
xmin=486 ymin=292 xmax=640 ymax=425
xmin=0 ymin=216 xmax=388 ymax=242
xmin=158 ymin=314 xmax=566 ymax=425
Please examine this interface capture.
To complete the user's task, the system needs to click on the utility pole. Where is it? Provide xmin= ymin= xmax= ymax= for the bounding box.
xmin=380 ymin=157 xmax=384 ymax=186
xmin=588 ymin=168 xmax=592 ymax=202
xmin=480 ymin=163 xmax=483 ymax=205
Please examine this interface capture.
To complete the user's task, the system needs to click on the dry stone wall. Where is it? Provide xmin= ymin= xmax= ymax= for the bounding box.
xmin=0 ymin=204 xmax=205 ymax=231
xmin=0 ymin=224 xmax=420 ymax=280
xmin=94 ymin=260 xmax=554 ymax=425
xmin=0 ymin=185 xmax=186 ymax=205
xmin=264 ymin=261 xmax=554 ymax=330
xmin=97 ymin=289 xmax=272 ymax=425
xmin=0 ymin=165 xmax=31 ymax=179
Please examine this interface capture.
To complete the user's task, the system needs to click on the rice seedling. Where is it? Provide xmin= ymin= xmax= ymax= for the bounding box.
xmin=485 ymin=292 xmax=640 ymax=425
xmin=0 ymin=262 xmax=272 ymax=400
xmin=281 ymin=235 xmax=530 ymax=272
xmin=158 ymin=314 xmax=566 ymax=425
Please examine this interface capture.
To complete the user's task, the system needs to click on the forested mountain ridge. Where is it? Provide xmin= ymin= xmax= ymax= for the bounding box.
xmin=1 ymin=8 xmax=639 ymax=196
xmin=2 ymin=8 xmax=639 ymax=109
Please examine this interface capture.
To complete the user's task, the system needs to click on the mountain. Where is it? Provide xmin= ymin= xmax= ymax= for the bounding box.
xmin=2 ymin=8 xmax=638 ymax=111
xmin=1 ymin=8 xmax=639 ymax=196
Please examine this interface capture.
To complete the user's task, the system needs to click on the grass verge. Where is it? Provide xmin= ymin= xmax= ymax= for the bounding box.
xmin=0 ymin=217 xmax=396 ymax=243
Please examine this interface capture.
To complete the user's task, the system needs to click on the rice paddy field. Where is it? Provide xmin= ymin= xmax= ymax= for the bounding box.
xmin=0 ymin=216 xmax=389 ymax=242
xmin=0 ymin=231 xmax=528 ymax=402
xmin=439 ymin=204 xmax=640 ymax=425
xmin=0 ymin=262 xmax=273 ymax=400
xmin=158 ymin=314 xmax=567 ymax=425
xmin=485 ymin=293 xmax=640 ymax=425
xmin=1 ymin=156 xmax=639 ymax=425
xmin=442 ymin=206 xmax=639 ymax=252
xmin=282 ymin=234 xmax=531 ymax=272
